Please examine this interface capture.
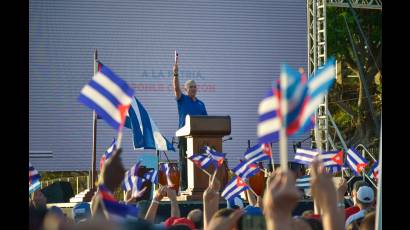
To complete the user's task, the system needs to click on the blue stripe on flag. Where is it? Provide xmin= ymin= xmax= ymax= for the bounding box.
xmin=259 ymin=132 xmax=279 ymax=144
xmin=259 ymin=111 xmax=278 ymax=123
xmin=78 ymin=94 xmax=121 ymax=130
xmin=88 ymin=80 xmax=122 ymax=108
xmin=99 ymin=64 xmax=135 ymax=97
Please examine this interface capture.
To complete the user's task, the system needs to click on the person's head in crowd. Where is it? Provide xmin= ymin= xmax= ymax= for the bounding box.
xmin=347 ymin=217 xmax=364 ymax=230
xmin=48 ymin=206 xmax=67 ymax=223
xmin=164 ymin=217 xmax=196 ymax=230
xmin=212 ymin=208 xmax=242 ymax=230
xmin=187 ymin=209 xmax=203 ymax=230
xmin=356 ymin=186 xmax=374 ymax=209
xmin=72 ymin=202 xmax=91 ymax=224
xmin=359 ymin=211 xmax=375 ymax=230
xmin=293 ymin=217 xmax=324 ymax=230
xmin=352 ymin=181 xmax=369 ymax=205
xmin=42 ymin=207 xmax=70 ymax=230
xmin=31 ymin=190 xmax=47 ymax=210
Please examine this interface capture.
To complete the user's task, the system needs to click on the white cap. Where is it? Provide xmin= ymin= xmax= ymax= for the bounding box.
xmin=356 ymin=186 xmax=374 ymax=203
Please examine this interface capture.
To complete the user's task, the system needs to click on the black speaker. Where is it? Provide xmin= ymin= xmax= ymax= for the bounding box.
xmin=41 ymin=181 xmax=74 ymax=203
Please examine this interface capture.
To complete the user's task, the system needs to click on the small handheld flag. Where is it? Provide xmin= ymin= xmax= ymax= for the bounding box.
xmin=29 ymin=162 xmax=41 ymax=194
xmin=233 ymin=161 xmax=261 ymax=180
xmin=243 ymin=143 xmax=272 ymax=163
xmin=141 ymin=169 xmax=158 ymax=184
xmin=98 ymin=185 xmax=139 ymax=222
xmin=368 ymin=161 xmax=380 ymax=181
xmin=346 ymin=147 xmax=368 ymax=175
xmin=204 ymin=146 xmax=226 ymax=168
xmin=188 ymin=153 xmax=212 ymax=176
xmin=100 ymin=138 xmax=117 ymax=170
xmin=221 ymin=177 xmax=249 ymax=201
xmin=79 ymin=63 xmax=134 ymax=131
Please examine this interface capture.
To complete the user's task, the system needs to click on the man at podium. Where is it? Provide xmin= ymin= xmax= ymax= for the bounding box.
xmin=172 ymin=63 xmax=208 ymax=190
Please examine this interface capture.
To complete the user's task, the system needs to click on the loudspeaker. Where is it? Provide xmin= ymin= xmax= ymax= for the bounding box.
xmin=41 ymin=181 xmax=74 ymax=203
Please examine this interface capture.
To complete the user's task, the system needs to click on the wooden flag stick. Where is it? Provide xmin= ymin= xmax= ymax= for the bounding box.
xmin=116 ymin=128 xmax=123 ymax=149
xmin=279 ymin=66 xmax=288 ymax=171
xmin=246 ymin=180 xmax=259 ymax=198
xmin=270 ymin=143 xmax=276 ymax=173
xmin=202 ymin=168 xmax=212 ymax=177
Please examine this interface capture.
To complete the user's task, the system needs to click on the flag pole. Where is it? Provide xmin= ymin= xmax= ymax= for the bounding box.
xmin=375 ymin=121 xmax=382 ymax=230
xmin=270 ymin=142 xmax=275 ymax=173
xmin=246 ymin=180 xmax=259 ymax=198
xmin=91 ymin=49 xmax=98 ymax=190
xmin=279 ymin=66 xmax=288 ymax=171
xmin=202 ymin=168 xmax=212 ymax=177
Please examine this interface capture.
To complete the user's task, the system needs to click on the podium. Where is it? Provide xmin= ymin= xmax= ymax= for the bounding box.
xmin=176 ymin=115 xmax=231 ymax=200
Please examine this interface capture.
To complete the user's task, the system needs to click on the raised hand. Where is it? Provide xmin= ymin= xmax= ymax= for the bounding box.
xmin=154 ymin=185 xmax=168 ymax=202
xmin=207 ymin=209 xmax=245 ymax=230
xmin=263 ymin=168 xmax=302 ymax=230
xmin=101 ymin=148 xmax=125 ymax=193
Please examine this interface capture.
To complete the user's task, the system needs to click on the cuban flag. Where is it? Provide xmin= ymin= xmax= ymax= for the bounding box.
xmin=159 ymin=163 xmax=175 ymax=186
xmin=233 ymin=161 xmax=260 ymax=180
xmin=100 ymin=138 xmax=117 ymax=170
xmin=258 ymin=64 xmax=309 ymax=143
xmin=257 ymin=88 xmax=280 ymax=143
xmin=296 ymin=175 xmax=311 ymax=189
xmin=188 ymin=153 xmax=213 ymax=170
xmin=221 ymin=177 xmax=249 ymax=201
xmin=79 ymin=63 xmax=134 ymax=130
xmin=124 ymin=97 xmax=175 ymax=151
xmin=346 ymin=147 xmax=368 ymax=175
xmin=243 ymin=143 xmax=272 ymax=164
xmin=122 ymin=176 xmax=145 ymax=199
xmin=141 ymin=169 xmax=158 ymax=184
xmin=368 ymin=161 xmax=380 ymax=180
xmin=121 ymin=161 xmax=141 ymax=191
xmin=298 ymin=58 xmax=336 ymax=132
xmin=29 ymin=162 xmax=41 ymax=194
xmin=320 ymin=150 xmax=343 ymax=167
xmin=98 ymin=185 xmax=139 ymax=222
xmin=204 ymin=146 xmax=226 ymax=168
xmin=294 ymin=148 xmax=319 ymax=165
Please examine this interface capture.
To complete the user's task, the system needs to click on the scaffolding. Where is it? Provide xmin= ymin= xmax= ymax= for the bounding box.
xmin=307 ymin=0 xmax=382 ymax=151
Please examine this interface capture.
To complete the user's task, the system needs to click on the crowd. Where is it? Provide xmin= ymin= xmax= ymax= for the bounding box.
xmin=29 ymin=148 xmax=378 ymax=230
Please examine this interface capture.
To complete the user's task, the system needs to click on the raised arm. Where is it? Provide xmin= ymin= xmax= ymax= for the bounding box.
xmin=310 ymin=160 xmax=344 ymax=230
xmin=173 ymin=64 xmax=182 ymax=100
xmin=203 ymin=170 xmax=221 ymax=230
xmin=167 ymin=187 xmax=181 ymax=217
xmin=144 ymin=185 xmax=167 ymax=223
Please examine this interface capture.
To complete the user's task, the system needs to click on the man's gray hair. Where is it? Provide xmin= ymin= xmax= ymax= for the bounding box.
xmin=184 ymin=79 xmax=196 ymax=89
